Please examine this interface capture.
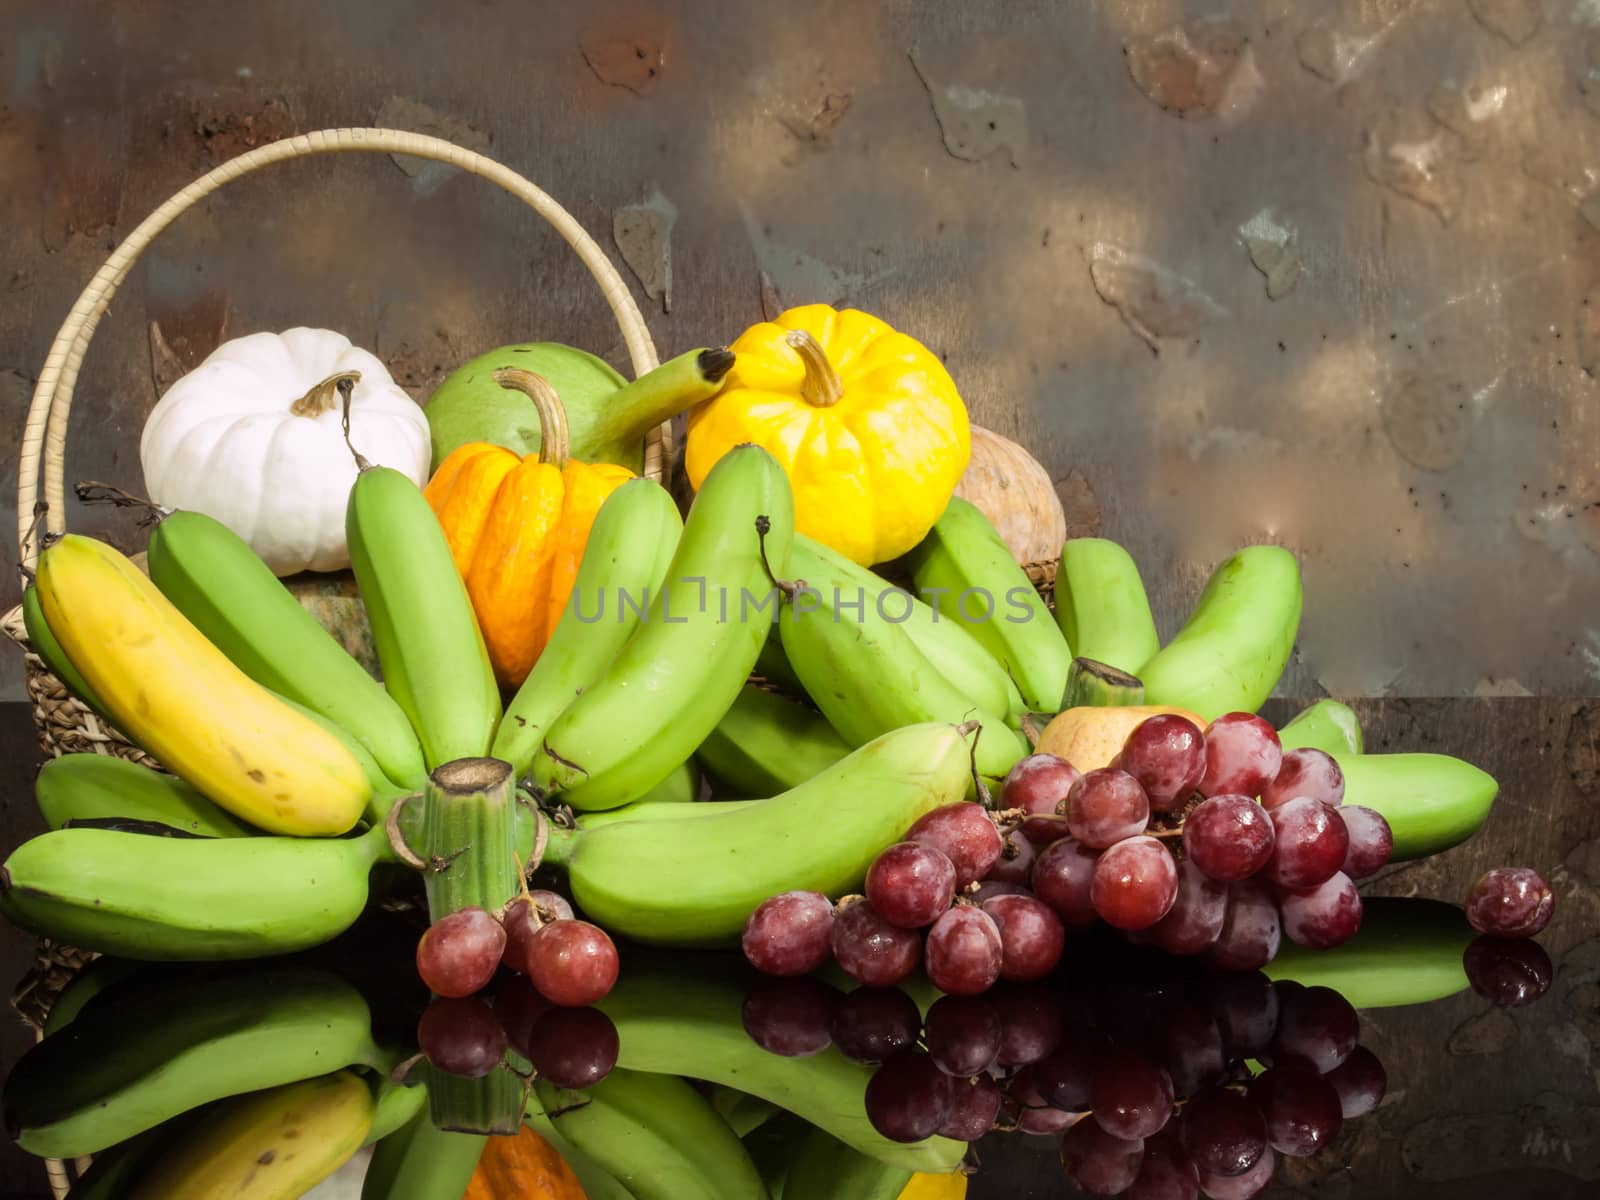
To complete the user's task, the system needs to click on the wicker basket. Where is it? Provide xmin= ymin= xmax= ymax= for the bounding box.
xmin=3 ymin=127 xmax=668 ymax=1199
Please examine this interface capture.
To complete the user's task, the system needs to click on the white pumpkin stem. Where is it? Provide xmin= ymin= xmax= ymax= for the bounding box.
xmin=288 ymin=370 xmax=364 ymax=417
xmin=785 ymin=330 xmax=844 ymax=408
xmin=492 ymin=368 xmax=571 ymax=467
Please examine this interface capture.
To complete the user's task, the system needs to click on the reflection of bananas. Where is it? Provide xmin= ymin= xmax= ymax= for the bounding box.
xmin=360 ymin=1107 xmax=486 ymax=1200
xmin=1268 ymin=897 xmax=1475 ymax=1008
xmin=533 ymin=1068 xmax=769 ymax=1200
xmin=128 ymin=1070 xmax=374 ymax=1200
xmin=782 ymin=1124 xmax=914 ymax=1199
xmin=524 ymin=1108 xmax=637 ymax=1200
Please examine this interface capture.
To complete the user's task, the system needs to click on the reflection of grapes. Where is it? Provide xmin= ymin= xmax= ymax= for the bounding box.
xmin=1179 ymin=1086 xmax=1267 ymax=1179
xmin=939 ymin=1073 xmax=1003 ymax=1141
xmin=1060 ymin=1116 xmax=1145 ymax=1194
xmin=864 ymin=1050 xmax=951 ymax=1143
xmin=1271 ymin=984 xmax=1358 ymax=1073
xmin=925 ymin=994 xmax=1003 ymax=1077
xmin=992 ymin=983 xmax=1065 ymax=1067
xmin=1251 ymin=1060 xmax=1344 ymax=1158
xmin=1197 ymin=1146 xmax=1275 ymax=1200
xmin=1124 ymin=1128 xmax=1201 ymax=1198
xmin=492 ymin=975 xmax=552 ymax=1059
xmin=1034 ymin=1027 xmax=1108 ymax=1112
xmin=525 ymin=1006 xmax=619 ymax=1089
xmin=1325 ymin=1045 xmax=1387 ymax=1118
xmin=829 ymin=985 xmax=923 ymax=1065
xmin=1210 ymin=970 xmax=1279 ymax=1059
xmin=1462 ymin=935 xmax=1553 ymax=1007
xmin=740 ymin=975 xmax=837 ymax=1057
xmin=417 ymin=996 xmax=508 ymax=1078
xmin=1089 ymin=1049 xmax=1174 ymax=1141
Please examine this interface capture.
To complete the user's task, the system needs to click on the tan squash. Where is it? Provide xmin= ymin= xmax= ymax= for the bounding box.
xmin=1036 ymin=704 xmax=1206 ymax=772
xmin=464 ymin=1124 xmax=588 ymax=1200
xmin=953 ymin=425 xmax=1066 ymax=584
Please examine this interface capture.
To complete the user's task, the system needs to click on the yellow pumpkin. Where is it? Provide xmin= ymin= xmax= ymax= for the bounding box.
xmin=900 ymin=1171 xmax=970 ymax=1200
xmin=464 ymin=1123 xmax=588 ymax=1199
xmin=686 ymin=304 xmax=970 ymax=566
xmin=425 ymin=368 xmax=633 ymax=686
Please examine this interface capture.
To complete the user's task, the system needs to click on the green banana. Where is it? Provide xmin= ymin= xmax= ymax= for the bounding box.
xmin=1278 ymin=698 xmax=1365 ymax=756
xmin=530 ymin=445 xmax=795 ymax=811
xmin=574 ymin=797 xmax=763 ymax=832
xmin=3 ymin=963 xmax=383 ymax=1159
xmin=637 ymin=756 xmax=702 ymax=804
xmin=347 ymin=465 xmax=501 ymax=769
xmin=367 ymin=1081 xmax=428 ymax=1146
xmin=904 ymin=497 xmax=1073 ymax=713
xmin=1268 ymin=898 xmax=1475 ymax=1008
xmin=42 ymin=955 xmax=145 ymax=1036
xmin=492 ymin=478 xmax=685 ymax=779
xmin=525 ymin=1107 xmax=638 ymax=1200
xmin=1330 ymin=750 xmax=1497 ymax=860
xmin=149 ymin=508 xmax=427 ymax=790
xmin=361 ymin=1106 xmax=485 ymax=1200
xmin=35 ymin=753 xmax=255 ymax=837
xmin=782 ymin=1125 xmax=915 ymax=1200
xmin=533 ymin=1068 xmax=769 ymax=1200
xmin=743 ymin=1112 xmax=811 ymax=1199
xmin=754 ymin=624 xmax=806 ymax=695
xmin=597 ymin=955 xmax=965 ymax=1174
xmin=543 ymin=722 xmax=975 ymax=946
xmin=710 ymin=1085 xmax=781 ymax=1138
xmin=791 ymin=533 xmax=1020 ymax=719
xmin=696 ymin=683 xmax=849 ymax=798
xmin=0 ymin=822 xmax=385 ymax=959
xmin=1054 ymin=537 xmax=1161 ymax=675
xmin=778 ymin=566 xmax=1027 ymax=792
xmin=61 ymin=1126 xmax=176 ymax=1200
xmin=1138 ymin=545 xmax=1302 ymax=722
xmin=21 ymin=581 xmax=116 ymax=723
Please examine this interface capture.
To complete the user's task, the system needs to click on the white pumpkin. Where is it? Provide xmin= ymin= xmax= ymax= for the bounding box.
xmin=140 ymin=328 xmax=430 ymax=575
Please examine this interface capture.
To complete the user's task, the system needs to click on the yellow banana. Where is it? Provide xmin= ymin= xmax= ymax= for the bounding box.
xmin=34 ymin=534 xmax=369 ymax=836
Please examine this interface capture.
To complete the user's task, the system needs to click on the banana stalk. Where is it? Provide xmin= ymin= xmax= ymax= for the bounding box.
xmin=1061 ymin=657 xmax=1146 ymax=709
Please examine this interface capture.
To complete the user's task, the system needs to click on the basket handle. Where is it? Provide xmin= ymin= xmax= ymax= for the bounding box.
xmin=17 ymin=127 xmax=666 ymax=575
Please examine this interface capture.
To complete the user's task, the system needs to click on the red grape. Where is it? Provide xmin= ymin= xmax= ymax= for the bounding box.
xmin=741 ymin=890 xmax=835 ymax=976
xmin=1271 ymin=984 xmax=1358 ymax=1072
xmin=985 ymin=829 xmax=1037 ymax=886
xmin=1032 ymin=837 xmax=1101 ymax=928
xmin=501 ymin=898 xmax=544 ymax=975
xmin=924 ymin=994 xmax=1002 ymax=1077
xmin=1150 ymin=859 xmax=1229 ymax=955
xmin=524 ymin=920 xmax=619 ymax=1007
xmin=992 ymin=982 xmax=1065 ymax=1066
xmin=1182 ymin=795 xmax=1275 ymax=882
xmin=417 ymin=907 xmax=506 ymax=999
xmin=906 ymin=802 xmax=1003 ymax=886
xmin=1066 ymin=768 xmax=1151 ymax=849
xmin=832 ymin=900 xmax=922 ymax=987
xmin=417 ymin=996 xmax=507 ymax=1078
xmin=1179 ymin=1085 xmax=1267 ymax=1178
xmin=1280 ymin=872 xmax=1362 ymax=950
xmin=1090 ymin=1049 xmax=1174 ymax=1140
xmin=525 ymin=1005 xmax=619 ymax=1089
xmin=829 ymin=986 xmax=923 ymax=1065
xmin=1003 ymin=754 xmax=1082 ymax=843
xmin=939 ymin=1073 xmax=1002 ymax=1141
xmin=1339 ymin=806 xmax=1392 ymax=879
xmin=1121 ymin=714 xmax=1208 ymax=813
xmin=740 ymin=974 xmax=838 ymax=1057
xmin=866 ymin=842 xmax=957 ymax=929
xmin=1034 ymin=1027 xmax=1109 ymax=1111
xmin=527 ymin=889 xmax=575 ymax=922
xmin=973 ymin=879 xmax=1031 ymax=904
xmin=1264 ymin=798 xmax=1349 ymax=891
xmin=1091 ymin=836 xmax=1179 ymax=930
xmin=1209 ymin=879 xmax=1281 ymax=971
xmin=864 ymin=1050 xmax=950 ymax=1143
xmin=1196 ymin=1145 xmax=1274 ymax=1199
xmin=1125 ymin=1129 xmax=1201 ymax=1200
xmin=1249 ymin=1060 xmax=1343 ymax=1157
xmin=493 ymin=974 xmax=553 ymax=1060
xmin=1209 ymin=970 xmax=1279 ymax=1057
xmin=1159 ymin=1005 xmax=1227 ymax=1099
xmin=924 ymin=906 xmax=1003 ymax=995
xmin=1324 ymin=1045 xmax=1386 ymax=1118
xmin=1260 ymin=747 xmax=1344 ymax=810
xmin=1463 ymin=935 xmax=1554 ymax=1007
xmin=981 ymin=894 xmax=1065 ymax=981
xmin=1466 ymin=867 xmax=1554 ymax=938
xmin=1060 ymin=1118 xmax=1145 ymax=1195
xmin=1197 ymin=713 xmax=1281 ymax=799
xmin=1011 ymin=1067 xmax=1083 ymax=1135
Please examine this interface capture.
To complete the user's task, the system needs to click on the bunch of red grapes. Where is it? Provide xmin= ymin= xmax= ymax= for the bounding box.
xmin=741 ymin=712 xmax=1394 ymax=993
xmin=741 ymin=945 xmax=1387 ymax=1197
xmin=412 ymin=889 xmax=621 ymax=1085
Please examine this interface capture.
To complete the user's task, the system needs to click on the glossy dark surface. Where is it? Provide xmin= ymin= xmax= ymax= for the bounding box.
xmin=2 ymin=697 xmax=1596 ymax=1198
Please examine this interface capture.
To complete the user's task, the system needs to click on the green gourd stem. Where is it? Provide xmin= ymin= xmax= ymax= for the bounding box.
xmin=493 ymin=368 xmax=570 ymax=467
xmin=417 ymin=758 xmax=520 ymax=921
xmin=786 ymin=330 xmax=844 ymax=407
xmin=288 ymin=370 xmax=364 ymax=417
xmin=585 ymin=346 xmax=736 ymax=454
xmin=1063 ymin=657 xmax=1146 ymax=709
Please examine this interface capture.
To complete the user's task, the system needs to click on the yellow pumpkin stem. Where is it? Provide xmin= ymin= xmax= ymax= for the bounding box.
xmin=287 ymin=370 xmax=364 ymax=417
xmin=493 ymin=368 xmax=571 ymax=467
xmin=785 ymin=329 xmax=844 ymax=408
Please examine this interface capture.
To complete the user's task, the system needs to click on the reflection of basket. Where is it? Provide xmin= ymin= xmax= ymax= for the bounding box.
xmin=3 ymin=128 xmax=667 ymax=1200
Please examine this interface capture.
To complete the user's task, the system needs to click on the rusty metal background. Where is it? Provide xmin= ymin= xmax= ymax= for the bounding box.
xmin=2 ymin=0 xmax=1598 ymax=706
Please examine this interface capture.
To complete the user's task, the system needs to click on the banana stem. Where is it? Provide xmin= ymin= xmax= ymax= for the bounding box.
xmin=786 ymin=330 xmax=844 ymax=407
xmin=494 ymin=368 xmax=570 ymax=467
xmin=424 ymin=1062 xmax=525 ymax=1137
xmin=415 ymin=757 xmax=521 ymax=921
xmin=1062 ymin=657 xmax=1146 ymax=709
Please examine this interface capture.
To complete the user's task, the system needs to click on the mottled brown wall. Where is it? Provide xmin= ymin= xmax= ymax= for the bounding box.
xmin=3 ymin=0 xmax=1598 ymax=703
